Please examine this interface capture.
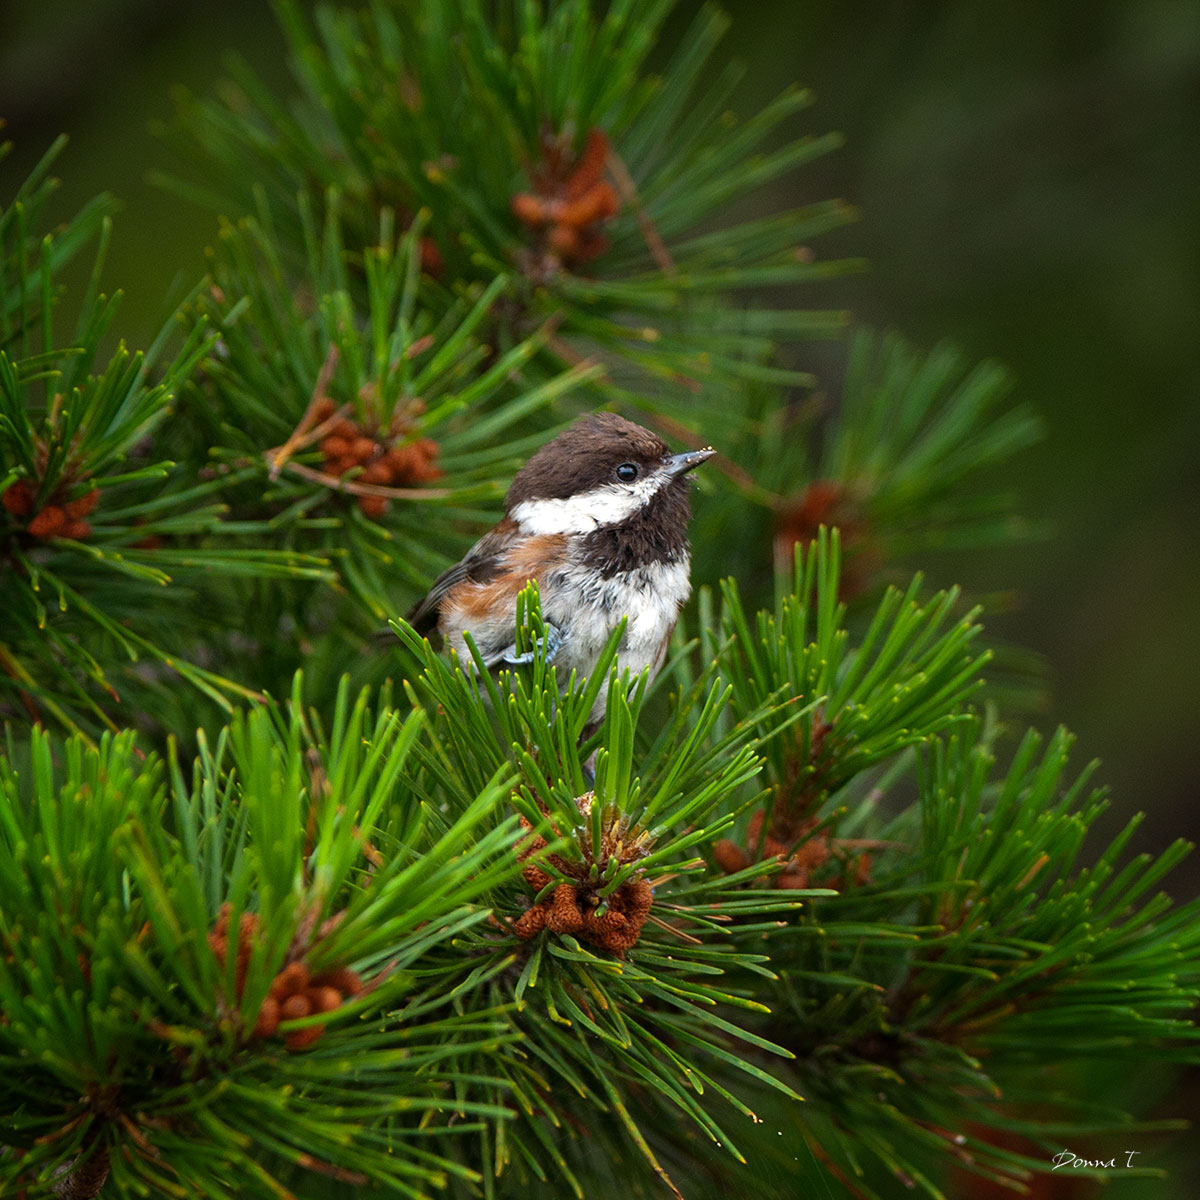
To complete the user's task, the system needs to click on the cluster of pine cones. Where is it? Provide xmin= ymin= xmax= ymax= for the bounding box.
xmin=713 ymin=809 xmax=872 ymax=891
xmin=312 ymin=397 xmax=442 ymax=519
xmin=208 ymin=904 xmax=364 ymax=1051
xmin=2 ymin=479 xmax=98 ymax=540
xmin=507 ymin=804 xmax=654 ymax=958
xmin=511 ymin=128 xmax=619 ymax=270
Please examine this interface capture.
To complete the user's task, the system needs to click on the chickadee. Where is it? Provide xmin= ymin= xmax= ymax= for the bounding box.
xmin=408 ymin=413 xmax=713 ymax=695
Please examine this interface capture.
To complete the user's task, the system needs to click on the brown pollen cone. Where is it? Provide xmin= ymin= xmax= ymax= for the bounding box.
xmin=313 ymin=400 xmax=442 ymax=520
xmin=713 ymin=808 xmax=874 ymax=892
xmin=512 ymin=127 xmax=619 ymax=271
xmin=546 ymin=883 xmax=585 ymax=933
xmin=27 ymin=506 xmax=66 ymax=538
xmin=208 ymin=903 xmax=365 ymax=1051
xmin=2 ymin=480 xmax=36 ymax=517
xmin=4 ymin=478 xmax=101 ymax=542
xmin=65 ymin=489 xmax=100 ymax=518
xmin=505 ymin=804 xmax=657 ymax=957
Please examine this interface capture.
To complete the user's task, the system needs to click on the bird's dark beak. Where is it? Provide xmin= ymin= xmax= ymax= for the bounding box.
xmin=663 ymin=447 xmax=715 ymax=477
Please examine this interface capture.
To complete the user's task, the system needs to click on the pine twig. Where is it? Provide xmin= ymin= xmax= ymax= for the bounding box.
xmin=606 ymin=147 xmax=675 ymax=277
xmin=265 ymin=343 xmax=342 ymax=479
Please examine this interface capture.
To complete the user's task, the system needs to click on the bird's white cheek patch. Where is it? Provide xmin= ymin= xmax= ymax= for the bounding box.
xmin=511 ymin=476 xmax=662 ymax=535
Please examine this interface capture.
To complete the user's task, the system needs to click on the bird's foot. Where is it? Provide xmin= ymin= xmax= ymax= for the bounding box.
xmin=501 ymin=622 xmax=562 ymax=666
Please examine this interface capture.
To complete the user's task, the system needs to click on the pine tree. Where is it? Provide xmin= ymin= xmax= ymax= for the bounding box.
xmin=1 ymin=3 xmax=1196 ymax=1198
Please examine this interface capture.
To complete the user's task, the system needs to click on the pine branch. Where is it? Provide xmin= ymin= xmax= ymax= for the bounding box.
xmin=389 ymin=589 xmax=811 ymax=1194
xmin=0 ymin=682 xmax=526 ymax=1198
xmin=188 ymin=204 xmax=599 ymax=624
xmin=156 ymin=0 xmax=862 ymax=411
xmin=0 ymin=168 xmax=332 ymax=737
xmin=701 ymin=717 xmax=1200 ymax=1199
xmin=0 ymin=135 xmax=117 ymax=353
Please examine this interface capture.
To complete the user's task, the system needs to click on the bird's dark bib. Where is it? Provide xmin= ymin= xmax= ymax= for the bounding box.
xmin=577 ymin=481 xmax=691 ymax=580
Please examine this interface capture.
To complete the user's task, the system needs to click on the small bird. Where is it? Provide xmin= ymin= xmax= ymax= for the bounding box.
xmin=407 ymin=412 xmax=713 ymax=696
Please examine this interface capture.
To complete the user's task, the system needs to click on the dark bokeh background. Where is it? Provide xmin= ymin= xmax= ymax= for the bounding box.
xmin=3 ymin=3 xmax=1197 ymax=869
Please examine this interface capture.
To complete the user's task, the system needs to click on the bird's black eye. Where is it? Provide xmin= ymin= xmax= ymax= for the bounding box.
xmin=615 ymin=462 xmax=640 ymax=483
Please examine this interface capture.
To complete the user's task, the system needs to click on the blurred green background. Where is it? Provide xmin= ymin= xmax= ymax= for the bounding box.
xmin=2 ymin=1 xmax=1197 ymax=859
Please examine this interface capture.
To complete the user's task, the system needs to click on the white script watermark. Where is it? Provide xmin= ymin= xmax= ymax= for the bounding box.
xmin=1051 ymin=1150 xmax=1141 ymax=1170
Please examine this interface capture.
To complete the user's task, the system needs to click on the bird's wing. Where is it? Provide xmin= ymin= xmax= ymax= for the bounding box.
xmin=405 ymin=523 xmax=512 ymax=634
